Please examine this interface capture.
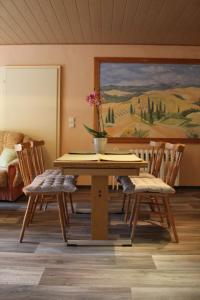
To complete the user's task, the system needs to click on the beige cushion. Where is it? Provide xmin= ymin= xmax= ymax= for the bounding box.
xmin=131 ymin=177 xmax=175 ymax=194
xmin=0 ymin=148 xmax=17 ymax=167
xmin=131 ymin=172 xmax=155 ymax=179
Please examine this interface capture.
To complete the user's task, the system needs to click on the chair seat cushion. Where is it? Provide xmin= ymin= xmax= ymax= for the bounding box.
xmin=116 ymin=176 xmax=135 ymax=194
xmin=40 ymin=170 xmax=77 ymax=185
xmin=131 ymin=172 xmax=155 ymax=179
xmin=23 ymin=175 xmax=77 ymax=194
xmin=42 ymin=169 xmax=62 ymax=176
xmin=131 ymin=177 xmax=175 ymax=194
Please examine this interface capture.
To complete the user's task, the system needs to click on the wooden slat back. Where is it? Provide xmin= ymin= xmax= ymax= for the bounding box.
xmin=165 ymin=144 xmax=185 ymax=186
xmin=149 ymin=141 xmax=165 ymax=177
xmin=30 ymin=140 xmax=45 ymax=175
xmin=15 ymin=142 xmax=36 ymax=186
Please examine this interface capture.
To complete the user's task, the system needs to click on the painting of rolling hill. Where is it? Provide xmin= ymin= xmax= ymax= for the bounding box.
xmin=99 ymin=60 xmax=200 ymax=139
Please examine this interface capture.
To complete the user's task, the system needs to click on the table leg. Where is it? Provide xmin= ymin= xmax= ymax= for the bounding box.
xmin=91 ymin=175 xmax=108 ymax=240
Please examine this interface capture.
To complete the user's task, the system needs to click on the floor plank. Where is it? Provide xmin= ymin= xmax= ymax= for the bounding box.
xmin=131 ymin=287 xmax=200 ymax=300
xmin=0 ymin=285 xmax=132 ymax=300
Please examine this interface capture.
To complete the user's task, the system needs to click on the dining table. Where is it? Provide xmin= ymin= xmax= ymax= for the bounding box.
xmin=53 ymin=153 xmax=148 ymax=245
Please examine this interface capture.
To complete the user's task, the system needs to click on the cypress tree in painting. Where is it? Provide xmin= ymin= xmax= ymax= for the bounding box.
xmin=107 ymin=107 xmax=111 ymax=123
xmin=111 ymin=108 xmax=115 ymax=123
xmin=143 ymin=110 xmax=147 ymax=121
xmin=130 ymin=103 xmax=133 ymax=115
xmin=140 ymin=109 xmax=144 ymax=120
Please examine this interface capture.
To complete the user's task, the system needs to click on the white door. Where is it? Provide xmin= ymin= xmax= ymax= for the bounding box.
xmin=0 ymin=66 xmax=60 ymax=167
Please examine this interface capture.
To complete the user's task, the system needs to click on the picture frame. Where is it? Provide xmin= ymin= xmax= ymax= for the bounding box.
xmin=94 ymin=57 xmax=200 ymax=143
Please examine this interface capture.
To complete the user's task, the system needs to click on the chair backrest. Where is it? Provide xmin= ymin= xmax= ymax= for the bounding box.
xmin=30 ymin=140 xmax=45 ymax=176
xmin=15 ymin=142 xmax=36 ymax=186
xmin=149 ymin=141 xmax=165 ymax=177
xmin=165 ymin=143 xmax=185 ymax=186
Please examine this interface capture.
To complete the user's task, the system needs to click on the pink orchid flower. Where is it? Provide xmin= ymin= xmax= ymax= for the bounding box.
xmin=86 ymin=91 xmax=101 ymax=106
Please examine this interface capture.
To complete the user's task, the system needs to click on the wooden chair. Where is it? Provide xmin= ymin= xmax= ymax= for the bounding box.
xmin=15 ymin=142 xmax=77 ymax=242
xmin=122 ymin=141 xmax=165 ymax=220
xmin=143 ymin=141 xmax=166 ymax=178
xmin=129 ymin=144 xmax=185 ymax=243
xmin=30 ymin=140 xmax=75 ymax=213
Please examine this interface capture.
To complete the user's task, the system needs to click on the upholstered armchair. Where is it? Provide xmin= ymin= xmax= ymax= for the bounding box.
xmin=0 ymin=131 xmax=29 ymax=201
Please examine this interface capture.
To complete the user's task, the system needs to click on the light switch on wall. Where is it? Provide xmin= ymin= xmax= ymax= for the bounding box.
xmin=68 ymin=117 xmax=75 ymax=128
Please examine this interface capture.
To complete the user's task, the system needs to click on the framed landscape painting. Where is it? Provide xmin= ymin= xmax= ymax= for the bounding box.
xmin=94 ymin=57 xmax=200 ymax=143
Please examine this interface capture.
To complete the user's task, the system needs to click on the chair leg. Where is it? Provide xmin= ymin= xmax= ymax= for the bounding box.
xmin=162 ymin=196 xmax=171 ymax=228
xmin=28 ymin=195 xmax=39 ymax=225
xmin=57 ymin=194 xmax=67 ymax=242
xmin=163 ymin=196 xmax=179 ymax=243
xmin=62 ymin=193 xmax=69 ymax=226
xmin=69 ymin=193 xmax=75 ymax=214
xmin=121 ymin=193 xmax=126 ymax=213
xmin=129 ymin=195 xmax=137 ymax=227
xmin=130 ymin=194 xmax=141 ymax=242
xmin=124 ymin=194 xmax=131 ymax=223
xmin=153 ymin=196 xmax=164 ymax=224
xmin=19 ymin=195 xmax=35 ymax=243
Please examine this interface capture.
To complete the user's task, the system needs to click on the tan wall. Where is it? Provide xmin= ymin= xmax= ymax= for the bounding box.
xmin=0 ymin=45 xmax=199 ymax=186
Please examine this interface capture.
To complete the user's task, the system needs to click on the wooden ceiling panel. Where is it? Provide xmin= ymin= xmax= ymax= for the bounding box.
xmin=62 ymin=0 xmax=84 ymax=43
xmin=38 ymin=0 xmax=65 ymax=43
xmin=89 ymin=0 xmax=102 ymax=43
xmin=0 ymin=0 xmax=199 ymax=45
xmin=76 ymin=0 xmax=92 ymax=43
xmin=48 ymin=0 xmax=75 ymax=43
xmin=111 ymin=0 xmax=127 ymax=43
xmin=101 ymin=0 xmax=113 ymax=44
xmin=0 ymin=20 xmax=22 ymax=44
xmin=25 ymin=0 xmax=58 ymax=43
xmin=0 ymin=0 xmax=30 ymax=43
xmin=127 ymin=0 xmax=167 ymax=44
xmin=16 ymin=0 xmax=48 ymax=43
xmin=1 ymin=0 xmax=40 ymax=43
xmin=163 ymin=0 xmax=200 ymax=45
xmin=120 ymin=0 xmax=140 ymax=43
xmin=0 ymin=27 xmax=16 ymax=44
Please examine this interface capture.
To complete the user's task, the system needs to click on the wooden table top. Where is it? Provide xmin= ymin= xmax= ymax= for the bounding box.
xmin=53 ymin=154 xmax=148 ymax=175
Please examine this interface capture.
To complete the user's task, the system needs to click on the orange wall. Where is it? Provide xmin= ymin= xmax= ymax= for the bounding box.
xmin=0 ymin=45 xmax=200 ymax=186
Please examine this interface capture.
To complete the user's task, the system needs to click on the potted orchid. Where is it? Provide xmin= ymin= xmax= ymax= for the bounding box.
xmin=84 ymin=91 xmax=107 ymax=153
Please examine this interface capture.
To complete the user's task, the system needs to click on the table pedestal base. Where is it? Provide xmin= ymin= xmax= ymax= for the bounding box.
xmin=91 ymin=175 xmax=108 ymax=240
xmin=67 ymin=239 xmax=132 ymax=246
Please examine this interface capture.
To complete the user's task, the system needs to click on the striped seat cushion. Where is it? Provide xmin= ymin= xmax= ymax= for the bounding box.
xmin=41 ymin=169 xmax=62 ymax=176
xmin=131 ymin=177 xmax=175 ymax=194
xmin=116 ymin=176 xmax=135 ymax=194
xmin=40 ymin=170 xmax=78 ymax=184
xmin=23 ymin=175 xmax=77 ymax=194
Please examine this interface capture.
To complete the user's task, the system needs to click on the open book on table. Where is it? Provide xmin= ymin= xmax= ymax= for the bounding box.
xmin=57 ymin=153 xmax=142 ymax=162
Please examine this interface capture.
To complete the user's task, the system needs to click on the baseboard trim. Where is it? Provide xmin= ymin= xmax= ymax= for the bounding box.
xmin=78 ymin=184 xmax=200 ymax=190
xmin=175 ymin=186 xmax=200 ymax=190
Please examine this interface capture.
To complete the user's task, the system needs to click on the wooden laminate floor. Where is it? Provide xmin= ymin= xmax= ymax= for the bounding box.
xmin=0 ymin=188 xmax=200 ymax=299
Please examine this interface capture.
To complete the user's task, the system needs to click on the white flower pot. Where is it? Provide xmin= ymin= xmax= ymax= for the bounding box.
xmin=93 ymin=138 xmax=107 ymax=154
